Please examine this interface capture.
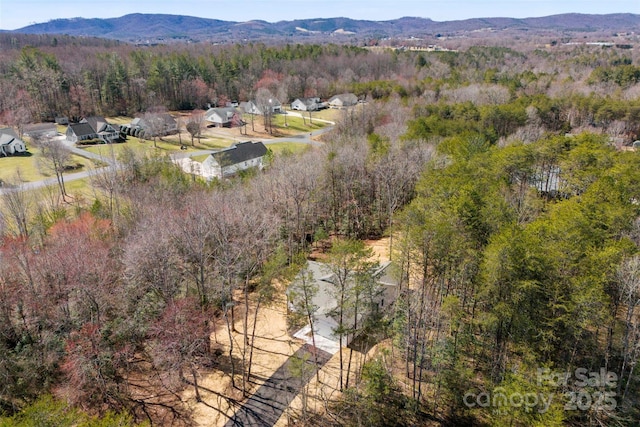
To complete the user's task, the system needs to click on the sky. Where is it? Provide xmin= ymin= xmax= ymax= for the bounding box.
xmin=0 ymin=0 xmax=639 ymax=30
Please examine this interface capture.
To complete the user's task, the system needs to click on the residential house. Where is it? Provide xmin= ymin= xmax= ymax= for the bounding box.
xmin=175 ymin=141 xmax=268 ymax=180
xmin=128 ymin=113 xmax=178 ymax=136
xmin=290 ymin=97 xmax=325 ymax=111
xmin=66 ymin=123 xmax=99 ymax=144
xmin=23 ymin=123 xmax=58 ymax=140
xmin=327 ymin=93 xmax=359 ymax=108
xmin=81 ymin=116 xmax=119 ymax=143
xmin=204 ymin=107 xmax=242 ymax=127
xmin=240 ymin=99 xmax=282 ymax=115
xmin=288 ymin=260 xmax=399 ymax=347
xmin=0 ymin=128 xmax=27 ymax=156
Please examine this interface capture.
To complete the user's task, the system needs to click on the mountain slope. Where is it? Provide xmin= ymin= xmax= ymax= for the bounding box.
xmin=12 ymin=13 xmax=640 ymax=43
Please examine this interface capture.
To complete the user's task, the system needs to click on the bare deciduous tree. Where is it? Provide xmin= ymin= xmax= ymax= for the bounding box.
xmin=0 ymin=171 xmax=32 ymax=238
xmin=616 ymin=255 xmax=640 ymax=402
xmin=142 ymin=109 xmax=169 ymax=148
xmin=34 ymin=137 xmax=72 ymax=201
xmin=186 ymin=110 xmax=205 ymax=146
xmin=255 ymin=87 xmax=276 ymax=135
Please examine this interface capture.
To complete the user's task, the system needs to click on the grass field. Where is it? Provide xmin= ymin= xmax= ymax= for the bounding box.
xmin=82 ymin=134 xmax=232 ymax=159
xmin=272 ymin=115 xmax=327 ymax=133
xmin=267 ymin=142 xmax=311 ymax=155
xmin=241 ymin=110 xmax=337 ymax=137
xmin=0 ymin=149 xmax=96 ymax=184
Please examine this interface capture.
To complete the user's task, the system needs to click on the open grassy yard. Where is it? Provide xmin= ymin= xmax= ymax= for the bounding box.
xmin=267 ymin=142 xmax=311 ymax=155
xmin=62 ymin=177 xmax=93 ymax=202
xmin=82 ymin=134 xmax=232 ymax=159
xmin=272 ymin=115 xmax=327 ymax=133
xmin=241 ymin=110 xmax=336 ymax=138
xmin=300 ymin=107 xmax=341 ymax=121
xmin=161 ymin=133 xmax=233 ymax=150
xmin=0 ymin=149 xmax=96 ymax=184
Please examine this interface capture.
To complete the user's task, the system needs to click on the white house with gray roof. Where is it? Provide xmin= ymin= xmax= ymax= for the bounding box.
xmin=327 ymin=93 xmax=359 ymax=108
xmin=288 ymin=260 xmax=399 ymax=348
xmin=0 ymin=128 xmax=27 ymax=156
xmin=290 ymin=97 xmax=325 ymax=111
xmin=204 ymin=107 xmax=242 ymax=127
xmin=175 ymin=141 xmax=268 ymax=180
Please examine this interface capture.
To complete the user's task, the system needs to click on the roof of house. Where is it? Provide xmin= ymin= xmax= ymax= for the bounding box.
xmin=205 ymin=107 xmax=238 ymax=121
xmin=239 ymin=101 xmax=257 ymax=113
xmin=159 ymin=113 xmax=176 ymax=124
xmin=82 ymin=116 xmax=113 ymax=133
xmin=23 ymin=123 xmax=57 ymax=135
xmin=0 ymin=128 xmax=20 ymax=145
xmin=210 ymin=141 xmax=268 ymax=166
xmin=295 ymin=97 xmax=320 ymax=104
xmin=374 ymin=261 xmax=398 ymax=287
xmin=287 ymin=259 xmax=400 ymax=348
xmin=69 ymin=122 xmax=98 ymax=137
xmin=328 ymin=93 xmax=358 ymax=104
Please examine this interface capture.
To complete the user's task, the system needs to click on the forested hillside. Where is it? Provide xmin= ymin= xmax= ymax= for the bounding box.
xmin=1 ymin=33 xmax=640 ymax=425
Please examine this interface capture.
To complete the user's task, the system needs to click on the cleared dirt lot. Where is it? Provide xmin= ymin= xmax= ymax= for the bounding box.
xmin=184 ymin=238 xmax=389 ymax=426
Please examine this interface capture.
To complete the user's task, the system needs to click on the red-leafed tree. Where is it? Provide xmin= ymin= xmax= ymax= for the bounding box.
xmin=147 ymin=298 xmax=212 ymax=402
xmin=254 ymin=69 xmax=284 ymax=94
xmin=58 ymin=323 xmax=132 ymax=410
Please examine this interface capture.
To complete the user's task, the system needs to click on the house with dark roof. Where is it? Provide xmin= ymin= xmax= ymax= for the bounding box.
xmin=23 ymin=123 xmax=58 ymax=140
xmin=66 ymin=123 xmax=99 ymax=144
xmin=204 ymin=107 xmax=242 ymax=127
xmin=127 ymin=113 xmax=178 ymax=136
xmin=55 ymin=117 xmax=69 ymax=125
xmin=0 ymin=128 xmax=26 ymax=156
xmin=174 ymin=141 xmax=268 ymax=180
xmin=81 ymin=116 xmax=119 ymax=143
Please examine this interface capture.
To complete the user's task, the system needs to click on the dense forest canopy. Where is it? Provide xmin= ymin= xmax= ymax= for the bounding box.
xmin=1 ymin=33 xmax=640 ymax=426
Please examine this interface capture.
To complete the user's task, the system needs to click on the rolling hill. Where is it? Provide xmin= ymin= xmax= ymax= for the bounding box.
xmin=9 ymin=13 xmax=640 ymax=44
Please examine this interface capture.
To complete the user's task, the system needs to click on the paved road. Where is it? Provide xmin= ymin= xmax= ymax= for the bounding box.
xmin=1 ymin=117 xmax=335 ymax=194
xmin=0 ymin=167 xmax=111 ymax=195
xmin=0 ymin=135 xmax=118 ymax=195
xmin=224 ymin=344 xmax=332 ymax=427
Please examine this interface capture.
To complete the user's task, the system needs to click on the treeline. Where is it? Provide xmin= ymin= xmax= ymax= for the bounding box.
xmin=374 ymin=131 xmax=640 ymax=426
xmin=2 ymin=37 xmax=640 ymax=145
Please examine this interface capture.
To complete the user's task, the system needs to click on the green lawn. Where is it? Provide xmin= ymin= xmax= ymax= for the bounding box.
xmin=0 ymin=149 xmax=96 ymax=184
xmin=63 ymin=177 xmax=93 ymax=201
xmin=301 ymin=108 xmax=340 ymax=121
xmin=267 ymin=142 xmax=311 ymax=155
xmin=272 ymin=115 xmax=327 ymax=133
xmin=106 ymin=116 xmax=132 ymax=125
xmin=82 ymin=135 xmax=231 ymax=159
xmin=161 ymin=133 xmax=233 ymax=150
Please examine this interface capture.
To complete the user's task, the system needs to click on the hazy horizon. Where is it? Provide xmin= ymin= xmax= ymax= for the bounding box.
xmin=1 ymin=0 xmax=639 ymax=31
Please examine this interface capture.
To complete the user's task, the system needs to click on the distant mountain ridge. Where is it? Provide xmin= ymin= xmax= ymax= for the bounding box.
xmin=10 ymin=13 xmax=640 ymax=43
